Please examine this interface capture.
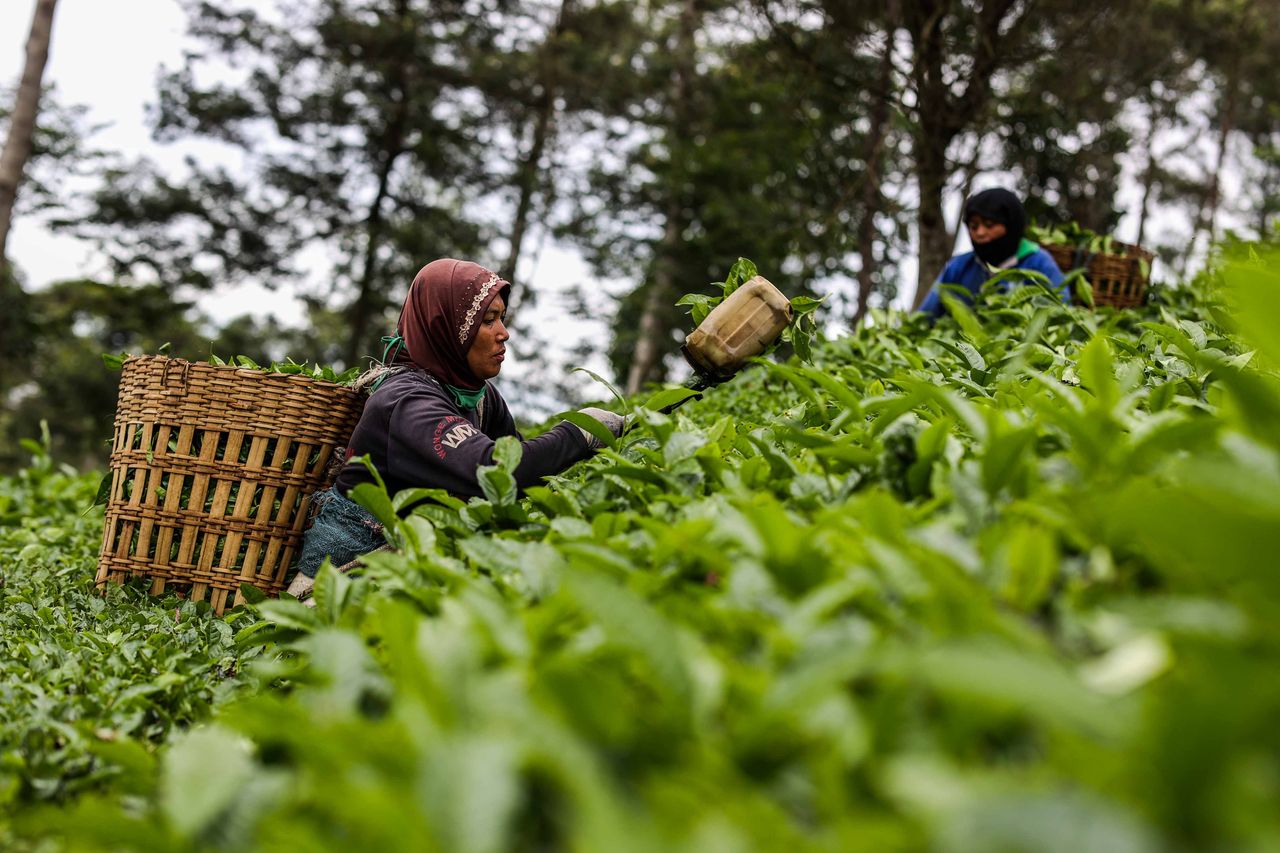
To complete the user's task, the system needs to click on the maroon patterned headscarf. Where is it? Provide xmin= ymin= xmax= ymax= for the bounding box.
xmin=394 ymin=259 xmax=511 ymax=390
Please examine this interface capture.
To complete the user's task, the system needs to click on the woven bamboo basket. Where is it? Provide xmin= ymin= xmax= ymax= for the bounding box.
xmin=1044 ymin=241 xmax=1155 ymax=309
xmin=95 ymin=356 xmax=364 ymax=613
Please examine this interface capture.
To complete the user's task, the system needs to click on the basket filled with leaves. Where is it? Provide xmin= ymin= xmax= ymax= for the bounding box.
xmin=95 ymin=355 xmax=363 ymax=613
xmin=1031 ymin=223 xmax=1155 ymax=309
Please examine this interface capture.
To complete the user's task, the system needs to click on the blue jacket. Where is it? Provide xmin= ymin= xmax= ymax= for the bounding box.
xmin=918 ymin=240 xmax=1067 ymax=318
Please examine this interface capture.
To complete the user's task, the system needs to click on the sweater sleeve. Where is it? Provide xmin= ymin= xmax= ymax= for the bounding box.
xmin=387 ymin=388 xmax=592 ymax=498
xmin=917 ymin=283 xmax=944 ymax=319
xmin=917 ymin=257 xmax=964 ymax=319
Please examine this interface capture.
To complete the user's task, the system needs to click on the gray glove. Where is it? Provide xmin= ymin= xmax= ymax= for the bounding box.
xmin=574 ymin=407 xmax=625 ymax=450
xmin=286 ymin=571 xmax=316 ymax=606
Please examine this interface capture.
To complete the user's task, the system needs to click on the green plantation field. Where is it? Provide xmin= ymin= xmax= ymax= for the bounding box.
xmin=3 ymin=253 xmax=1280 ymax=852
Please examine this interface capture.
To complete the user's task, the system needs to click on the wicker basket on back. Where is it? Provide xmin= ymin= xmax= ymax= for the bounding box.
xmin=1043 ymin=241 xmax=1155 ymax=309
xmin=96 ymin=356 xmax=363 ymax=613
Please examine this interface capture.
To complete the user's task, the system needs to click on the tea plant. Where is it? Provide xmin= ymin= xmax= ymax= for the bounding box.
xmin=0 ymin=433 xmax=260 ymax=846
xmin=4 ymin=250 xmax=1280 ymax=851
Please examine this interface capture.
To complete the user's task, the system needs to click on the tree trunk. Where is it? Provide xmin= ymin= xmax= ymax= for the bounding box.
xmin=625 ymin=0 xmax=697 ymax=395
xmin=853 ymin=29 xmax=895 ymax=328
xmin=344 ymin=0 xmax=411 ymax=367
xmin=626 ymin=212 xmax=680 ymax=395
xmin=346 ymin=151 xmax=400 ymax=367
xmin=501 ymin=0 xmax=574 ymax=291
xmin=0 ymin=0 xmax=59 ymax=289
xmin=1135 ymin=112 xmax=1158 ymax=248
xmin=1202 ymin=59 xmax=1239 ymax=248
xmin=1183 ymin=53 xmax=1240 ymax=276
xmin=906 ymin=2 xmax=957 ymax=310
xmin=947 ymin=140 xmax=984 ymax=248
xmin=913 ymin=136 xmax=955 ymax=309
xmin=1260 ymin=156 xmax=1277 ymax=238
xmin=501 ymin=109 xmax=551 ymax=290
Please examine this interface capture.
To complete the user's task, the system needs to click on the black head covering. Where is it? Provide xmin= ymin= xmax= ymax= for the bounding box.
xmin=964 ymin=188 xmax=1026 ymax=266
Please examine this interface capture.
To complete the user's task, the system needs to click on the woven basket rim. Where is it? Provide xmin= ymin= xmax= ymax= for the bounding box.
xmin=121 ymin=354 xmax=358 ymax=394
xmin=1041 ymin=240 xmax=1155 ymax=263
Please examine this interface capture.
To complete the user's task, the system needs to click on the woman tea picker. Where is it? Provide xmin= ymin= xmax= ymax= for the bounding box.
xmin=287 ymin=258 xmax=624 ymax=599
xmin=917 ymin=187 xmax=1068 ymax=318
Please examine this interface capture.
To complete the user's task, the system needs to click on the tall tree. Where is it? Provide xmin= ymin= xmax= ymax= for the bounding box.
xmin=485 ymin=0 xmax=578 ymax=289
xmin=0 ymin=0 xmax=58 ymax=394
xmin=624 ymin=0 xmax=700 ymax=395
xmin=1232 ymin=15 xmax=1280 ymax=239
xmin=1117 ymin=5 xmax=1203 ymax=252
xmin=1188 ymin=0 xmax=1277 ymax=253
xmin=560 ymin=2 xmax=883 ymax=390
xmin=900 ymin=0 xmax=1013 ymax=307
xmin=995 ymin=3 xmax=1185 ymax=237
xmin=476 ymin=0 xmax=656 ymax=412
xmin=1253 ymin=146 xmax=1280 ymax=237
xmin=0 ymin=92 xmax=101 ymax=403
xmin=0 ymin=0 xmax=59 ymax=293
xmin=68 ymin=0 xmax=510 ymax=367
xmin=1132 ymin=90 xmax=1189 ymax=250
xmin=851 ymin=31 xmax=897 ymax=327
xmin=802 ymin=0 xmax=905 ymax=326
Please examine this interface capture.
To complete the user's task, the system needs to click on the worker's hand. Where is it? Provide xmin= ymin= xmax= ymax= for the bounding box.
xmin=574 ymin=407 xmax=625 ymax=450
xmin=286 ymin=571 xmax=316 ymax=606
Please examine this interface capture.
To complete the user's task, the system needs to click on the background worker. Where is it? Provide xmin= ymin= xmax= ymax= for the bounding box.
xmin=918 ymin=187 xmax=1067 ymax=318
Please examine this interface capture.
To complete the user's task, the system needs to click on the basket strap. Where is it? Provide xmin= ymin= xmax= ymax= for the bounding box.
xmin=379 ymin=334 xmax=405 ymax=365
xmin=371 ymin=335 xmax=406 ymax=393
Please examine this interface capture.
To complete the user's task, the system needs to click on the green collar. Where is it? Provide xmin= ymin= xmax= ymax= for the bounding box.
xmin=446 ymin=384 xmax=485 ymax=411
xmin=1017 ymin=238 xmax=1039 ymax=260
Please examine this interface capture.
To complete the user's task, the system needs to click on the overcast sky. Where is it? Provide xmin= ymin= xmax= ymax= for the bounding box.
xmin=3 ymin=1 xmax=187 ymax=293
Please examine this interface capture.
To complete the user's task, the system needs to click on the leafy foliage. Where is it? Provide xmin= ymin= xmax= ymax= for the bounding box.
xmin=1028 ymin=221 xmax=1130 ymax=255
xmin=0 ymin=434 xmax=259 ymax=848
xmin=100 ymin=352 xmax=362 ymax=387
xmin=3 ymin=252 xmax=1280 ymax=850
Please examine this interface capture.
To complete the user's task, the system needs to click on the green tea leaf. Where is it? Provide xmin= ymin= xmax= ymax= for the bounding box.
xmin=348 ymin=483 xmax=397 ymax=533
xmin=1077 ymin=336 xmax=1118 ymax=410
xmin=161 ymin=726 xmax=255 ymax=838
xmin=642 ymin=386 xmax=702 ymax=414
xmin=560 ymin=410 xmax=618 ymax=449
xmin=571 ymin=366 xmax=628 ymax=410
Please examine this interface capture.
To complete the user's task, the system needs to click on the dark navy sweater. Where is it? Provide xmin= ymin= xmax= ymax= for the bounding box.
xmin=334 ymin=370 xmax=591 ymax=499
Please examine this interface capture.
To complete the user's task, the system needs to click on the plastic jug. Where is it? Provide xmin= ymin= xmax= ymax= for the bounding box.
xmin=682 ymin=275 xmax=792 ymax=381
